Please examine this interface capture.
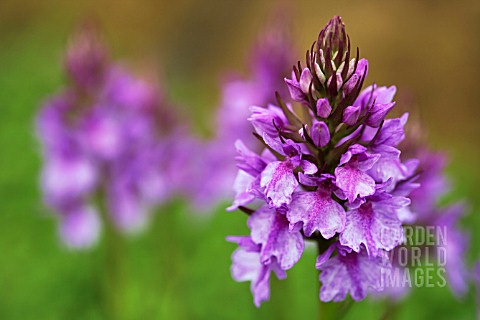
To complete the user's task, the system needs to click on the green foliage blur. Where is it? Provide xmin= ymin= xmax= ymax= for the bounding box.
xmin=0 ymin=1 xmax=478 ymax=319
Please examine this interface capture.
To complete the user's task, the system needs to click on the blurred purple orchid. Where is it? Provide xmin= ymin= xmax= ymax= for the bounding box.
xmin=182 ymin=19 xmax=293 ymax=212
xmin=37 ymin=25 xmax=179 ymax=248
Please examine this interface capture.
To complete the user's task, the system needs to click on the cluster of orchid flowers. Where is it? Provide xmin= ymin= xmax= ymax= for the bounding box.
xmin=226 ymin=16 xmax=470 ymax=305
xmin=36 ymin=15 xmax=474 ymax=309
xmin=37 ymin=25 xmax=180 ymax=248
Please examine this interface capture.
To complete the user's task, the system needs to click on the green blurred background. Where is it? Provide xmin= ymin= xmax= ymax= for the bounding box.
xmin=0 ymin=0 xmax=479 ymax=319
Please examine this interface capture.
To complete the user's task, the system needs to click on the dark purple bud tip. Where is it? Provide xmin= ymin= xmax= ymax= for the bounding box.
xmin=317 ymin=16 xmax=348 ymax=62
xmin=65 ymin=22 xmax=108 ymax=91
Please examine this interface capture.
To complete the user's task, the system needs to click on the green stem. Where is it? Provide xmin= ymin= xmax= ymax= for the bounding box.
xmin=97 ymin=191 xmax=126 ymax=320
xmin=156 ymin=204 xmax=187 ymax=320
xmin=318 ymin=301 xmax=339 ymax=320
xmin=268 ymin=274 xmax=291 ymax=319
xmin=380 ymin=300 xmax=398 ymax=320
xmin=103 ymin=221 xmax=126 ymax=320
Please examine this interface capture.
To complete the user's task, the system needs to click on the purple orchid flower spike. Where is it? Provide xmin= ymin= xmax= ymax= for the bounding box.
xmin=226 ymin=15 xmax=470 ymax=308
xmin=36 ymin=25 xmax=179 ymax=248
